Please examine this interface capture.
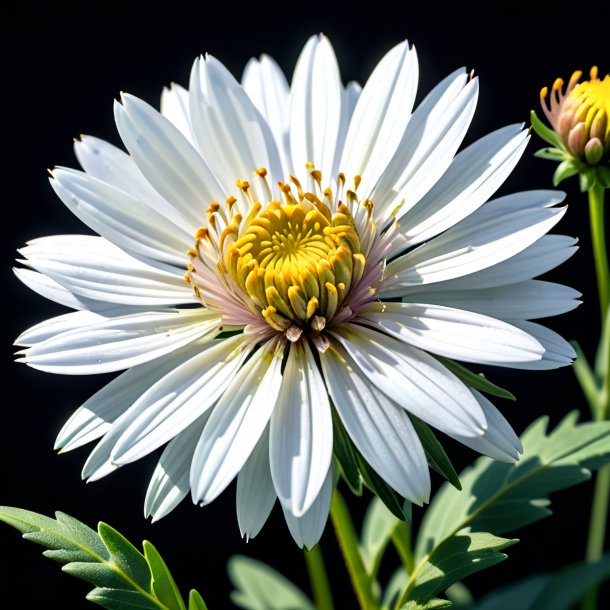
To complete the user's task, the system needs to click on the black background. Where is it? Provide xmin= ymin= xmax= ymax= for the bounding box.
xmin=2 ymin=1 xmax=609 ymax=608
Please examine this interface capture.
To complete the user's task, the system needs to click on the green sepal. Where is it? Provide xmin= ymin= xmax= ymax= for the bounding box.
xmin=438 ymin=357 xmax=516 ymax=401
xmin=530 ymin=110 xmax=562 ymax=147
xmin=579 ymin=168 xmax=597 ymax=191
xmin=594 ymin=164 xmax=610 ymax=188
xmin=331 ymin=407 xmax=363 ymax=495
xmin=534 ymin=147 xmax=566 ymax=161
xmin=410 ymin=415 xmax=462 ymax=490
xmin=143 ymin=540 xmax=187 ymax=610
xmin=553 ymin=159 xmax=580 ymax=186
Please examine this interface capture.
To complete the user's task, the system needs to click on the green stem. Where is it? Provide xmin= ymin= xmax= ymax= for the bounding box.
xmin=304 ymin=544 xmax=335 ymax=610
xmin=571 ymin=341 xmax=599 ymax=417
xmin=330 ymin=491 xmax=378 ymax=610
xmin=589 ymin=184 xmax=609 ymax=322
xmin=582 ymin=464 xmax=610 ymax=610
xmin=391 ymin=521 xmax=415 ymax=574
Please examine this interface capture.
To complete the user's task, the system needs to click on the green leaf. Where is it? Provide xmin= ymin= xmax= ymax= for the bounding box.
xmin=361 ymin=496 xmax=400 ymax=574
xmin=331 ymin=408 xmax=363 ymax=495
xmin=228 ymin=555 xmax=315 ymax=610
xmin=0 ymin=506 xmax=198 ymax=610
xmin=403 ymin=533 xmax=515 ymax=606
xmin=533 ymin=147 xmax=566 ymax=161
xmin=530 ymin=109 xmax=562 ymax=147
xmin=188 ymin=589 xmax=209 ymax=610
xmin=402 ymin=599 xmax=452 ymax=609
xmin=438 ymin=358 xmax=516 ymax=402
xmin=410 ymin=415 xmax=462 ymax=490
xmin=416 ymin=412 xmax=610 ymax=557
xmin=383 ymin=568 xmax=409 ymax=609
xmin=144 ymin=541 xmax=187 ymax=610
xmin=470 ymin=554 xmax=610 ymax=610
xmin=553 ymin=159 xmax=580 ymax=185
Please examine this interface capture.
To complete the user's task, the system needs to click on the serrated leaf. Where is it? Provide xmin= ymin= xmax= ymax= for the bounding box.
xmin=439 ymin=358 xmax=516 ymax=402
xmin=361 ymin=496 xmax=400 ymax=574
xmin=530 ymin=109 xmax=563 ymax=147
xmin=416 ymin=412 xmax=610 ymax=558
xmin=144 ymin=541 xmax=187 ymax=610
xmin=86 ymin=587 xmax=159 ymax=609
xmin=188 ymin=589 xmax=208 ymax=610
xmin=410 ymin=415 xmax=461 ymax=490
xmin=402 ymin=599 xmax=452 ymax=609
xmin=228 ymin=555 xmax=315 ymax=610
xmin=331 ymin=408 xmax=363 ymax=495
xmin=403 ymin=534 xmax=515 ymax=606
xmin=98 ymin=522 xmax=152 ymax=592
xmin=470 ymin=554 xmax=610 ymax=610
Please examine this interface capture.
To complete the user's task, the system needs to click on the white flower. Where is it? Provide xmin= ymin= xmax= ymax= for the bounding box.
xmin=15 ymin=35 xmax=579 ymax=549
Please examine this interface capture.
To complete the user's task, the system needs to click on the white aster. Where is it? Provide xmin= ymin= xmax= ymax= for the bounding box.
xmin=15 ymin=34 xmax=579 ymax=548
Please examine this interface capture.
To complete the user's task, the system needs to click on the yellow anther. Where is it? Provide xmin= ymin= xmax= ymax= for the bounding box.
xmin=256 ymin=167 xmax=268 ymax=177
xmin=236 ymin=179 xmax=250 ymax=190
xmin=195 ymin=227 xmax=208 ymax=240
xmin=305 ymin=161 xmax=315 ymax=169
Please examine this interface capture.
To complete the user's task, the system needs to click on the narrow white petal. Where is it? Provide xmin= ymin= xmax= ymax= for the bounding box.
xmin=112 ymin=336 xmax=252 ymax=464
xmin=497 ymin=320 xmax=576 ymax=369
xmin=402 ymin=281 xmax=581 ymax=321
xmin=290 ymin=35 xmax=342 ymax=181
xmin=242 ymin=54 xmax=291 ymax=169
xmin=385 ymin=195 xmax=567 ymax=289
xmin=320 ymin=345 xmax=430 ymax=503
xmin=22 ymin=309 xmax=221 ymax=374
xmin=340 ymin=41 xmax=418 ymax=195
xmin=236 ymin=427 xmax=276 ymax=541
xmin=16 ymin=311 xmax=104 ymax=347
xmin=145 ymin=415 xmax=207 ymax=522
xmin=450 ymin=391 xmax=522 ymax=462
xmin=20 ymin=235 xmax=193 ymax=306
xmin=282 ymin=467 xmax=332 ymax=550
xmin=270 ymin=340 xmax=333 ymax=517
xmin=73 ymin=135 xmax=194 ymax=234
xmin=160 ymin=83 xmax=195 ymax=146
xmin=398 ymin=126 xmax=529 ymax=245
xmin=331 ymin=324 xmax=486 ymax=437
xmin=114 ymin=94 xmax=224 ymax=226
xmin=56 ymin=342 xmax=206 ymax=452
xmin=372 ymin=72 xmax=478 ymax=219
xmin=190 ymin=339 xmax=285 ymax=504
xmin=51 ymin=168 xmax=189 ymax=271
xmin=357 ymin=302 xmax=543 ymax=364
xmin=189 ymin=55 xmax=284 ymax=193
xmin=333 ymin=81 xmax=362 ymax=177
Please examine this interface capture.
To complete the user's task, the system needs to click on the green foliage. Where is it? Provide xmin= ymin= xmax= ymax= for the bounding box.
xmin=228 ymin=556 xmax=315 ymax=610
xmin=0 ymin=507 xmax=206 ymax=610
xmin=469 ymin=555 xmax=610 ymax=610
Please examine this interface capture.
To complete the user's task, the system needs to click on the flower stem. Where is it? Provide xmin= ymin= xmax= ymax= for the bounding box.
xmin=588 ymin=184 xmax=609 ymax=322
xmin=304 ymin=544 xmax=335 ymax=610
xmin=330 ymin=491 xmax=378 ymax=610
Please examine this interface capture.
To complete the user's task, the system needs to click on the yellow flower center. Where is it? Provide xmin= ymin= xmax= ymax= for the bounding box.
xmin=564 ymin=69 xmax=610 ymax=141
xmin=227 ymin=197 xmax=364 ymax=333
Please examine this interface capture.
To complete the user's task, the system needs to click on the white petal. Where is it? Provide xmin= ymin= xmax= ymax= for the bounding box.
xmin=385 ymin=194 xmax=567 ymax=289
xmin=372 ymin=71 xmax=478 ymax=220
xmin=56 ymin=342 xmax=206 ymax=452
xmin=144 ymin=415 xmax=207 ymax=522
xmin=282 ymin=467 xmax=332 ymax=550
xmin=189 ymin=55 xmax=283 ymax=194
xmin=160 ymin=83 xmax=195 ymax=146
xmin=270 ymin=340 xmax=333 ymax=517
xmin=450 ymin=391 xmax=522 ymax=462
xmin=114 ymin=94 xmax=224 ymax=226
xmin=340 ymin=40 xmax=418 ymax=196
xmin=242 ymin=54 xmax=291 ymax=169
xmin=320 ymin=345 xmax=430 ymax=503
xmin=111 ymin=335 xmax=252 ymax=464
xmin=236 ymin=427 xmax=276 ymax=541
xmin=497 ymin=320 xmax=576 ymax=369
xmin=51 ymin=168 xmax=190 ymax=271
xmin=20 ymin=235 xmax=193 ymax=306
xmin=289 ymin=35 xmax=342 ymax=181
xmin=20 ymin=309 xmax=221 ymax=374
xmin=73 ymin=135 xmax=194 ymax=234
xmin=401 ymin=234 xmax=578 ymax=291
xmin=357 ymin=302 xmax=543 ymax=364
xmin=190 ymin=339 xmax=285 ymax=504
xmin=331 ymin=324 xmax=485 ymax=437
xmin=398 ymin=125 xmax=529 ymax=246
xmin=16 ymin=311 xmax=104 ymax=347
xmin=402 ymin=280 xmax=581 ymax=321
xmin=333 ymin=81 xmax=362 ymax=177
